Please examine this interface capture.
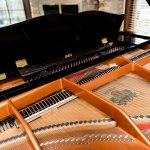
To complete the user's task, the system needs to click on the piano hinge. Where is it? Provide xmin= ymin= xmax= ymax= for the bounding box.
xmin=65 ymin=53 xmax=72 ymax=58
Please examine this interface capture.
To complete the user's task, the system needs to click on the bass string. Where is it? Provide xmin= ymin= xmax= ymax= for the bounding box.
xmin=74 ymin=68 xmax=99 ymax=83
xmin=0 ymin=125 xmax=29 ymax=150
xmin=28 ymin=97 xmax=109 ymax=129
xmin=76 ymin=66 xmax=120 ymax=85
xmin=27 ymin=98 xmax=114 ymax=143
xmin=34 ymin=119 xmax=117 ymax=144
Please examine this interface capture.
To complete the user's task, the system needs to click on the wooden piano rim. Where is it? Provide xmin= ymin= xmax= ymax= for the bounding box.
xmin=116 ymin=46 xmax=150 ymax=64
xmin=0 ymin=65 xmax=149 ymax=147
xmin=8 ymin=100 xmax=41 ymax=150
xmin=0 ymin=80 xmax=63 ymax=149
xmin=136 ymin=55 xmax=150 ymax=67
xmin=142 ymin=44 xmax=150 ymax=50
xmin=104 ymin=56 xmax=131 ymax=66
xmin=0 ymin=60 xmax=149 ymax=148
xmin=81 ymin=62 xmax=150 ymax=90
xmin=65 ymin=56 xmax=130 ymax=80
xmin=93 ymin=56 xmax=130 ymax=66
xmin=62 ymin=77 xmax=150 ymax=146
xmin=0 ymin=76 xmax=25 ymax=92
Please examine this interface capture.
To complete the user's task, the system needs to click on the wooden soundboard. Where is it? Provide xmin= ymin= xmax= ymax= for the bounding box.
xmin=0 ymin=47 xmax=150 ymax=150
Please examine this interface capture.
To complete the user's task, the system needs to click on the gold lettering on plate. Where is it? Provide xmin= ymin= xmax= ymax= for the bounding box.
xmin=0 ymin=73 xmax=6 ymax=80
xmin=65 ymin=53 xmax=72 ymax=58
xmin=101 ymin=38 xmax=108 ymax=44
xmin=15 ymin=59 xmax=28 ymax=68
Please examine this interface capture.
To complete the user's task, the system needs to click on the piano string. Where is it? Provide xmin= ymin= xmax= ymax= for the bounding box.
xmin=0 ymin=69 xmax=150 ymax=149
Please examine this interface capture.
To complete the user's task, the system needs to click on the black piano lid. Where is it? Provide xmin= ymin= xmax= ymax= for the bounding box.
xmin=0 ymin=11 xmax=124 ymax=77
xmin=20 ymin=11 xmax=124 ymax=65
xmin=146 ymin=0 xmax=150 ymax=6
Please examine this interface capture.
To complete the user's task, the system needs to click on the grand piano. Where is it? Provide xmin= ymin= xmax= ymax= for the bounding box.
xmin=0 ymin=10 xmax=150 ymax=150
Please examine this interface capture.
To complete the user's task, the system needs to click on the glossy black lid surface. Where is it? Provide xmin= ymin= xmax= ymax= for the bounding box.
xmin=0 ymin=11 xmax=124 ymax=77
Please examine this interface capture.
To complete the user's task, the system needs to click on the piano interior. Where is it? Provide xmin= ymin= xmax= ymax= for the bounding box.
xmin=0 ymin=10 xmax=150 ymax=150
